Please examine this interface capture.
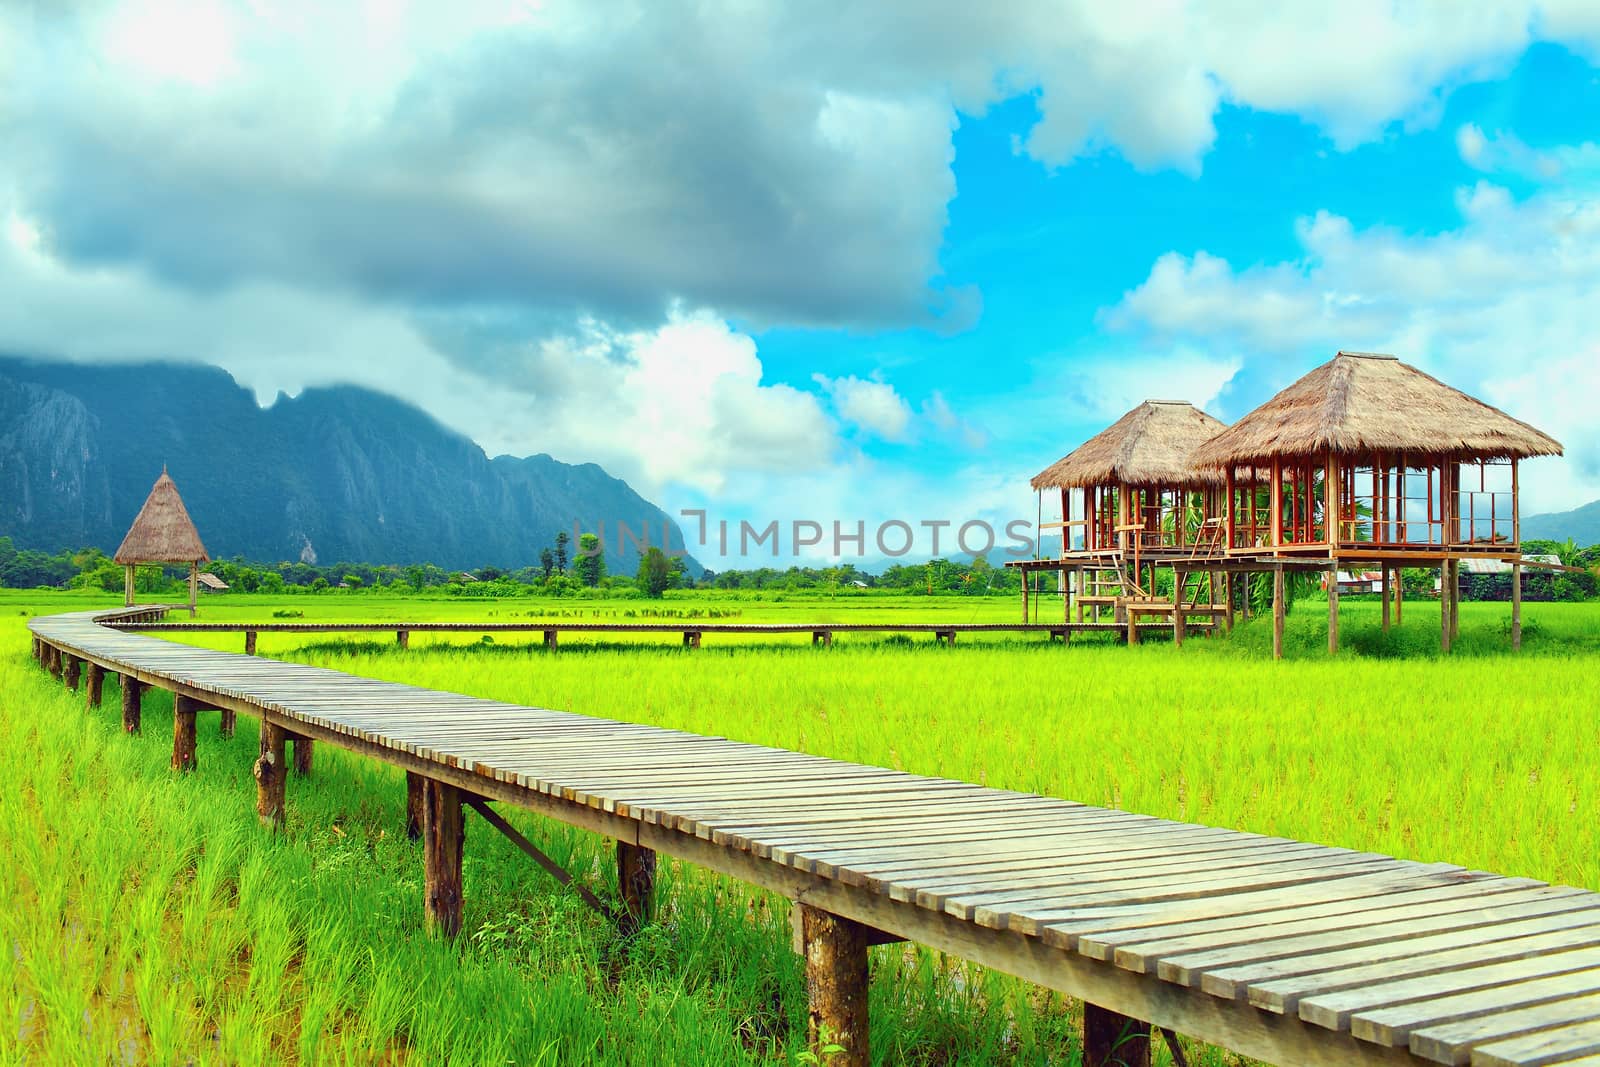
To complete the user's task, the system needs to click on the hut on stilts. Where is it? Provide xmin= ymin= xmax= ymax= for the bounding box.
xmin=114 ymin=468 xmax=210 ymax=616
xmin=1191 ymin=352 xmax=1563 ymax=657
xmin=1014 ymin=400 xmax=1236 ymax=643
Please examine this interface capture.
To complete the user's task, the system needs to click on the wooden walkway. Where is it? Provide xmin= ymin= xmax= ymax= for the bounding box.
xmin=28 ymin=607 xmax=1600 ymax=1067
xmin=112 ymin=617 xmax=1205 ymax=651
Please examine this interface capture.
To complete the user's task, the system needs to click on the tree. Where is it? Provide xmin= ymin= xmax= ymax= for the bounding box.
xmin=554 ymin=531 xmax=571 ymax=574
xmin=637 ymin=547 xmax=672 ymax=598
xmin=540 ymin=548 xmax=555 ymax=580
xmin=573 ymin=533 xmax=604 ymax=587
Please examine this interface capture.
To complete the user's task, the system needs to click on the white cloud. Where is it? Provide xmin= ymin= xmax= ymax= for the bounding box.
xmin=1058 ymin=349 xmax=1243 ymax=421
xmin=814 ymin=374 xmax=914 ymax=441
xmin=1101 ymin=175 xmax=1600 ymax=510
xmin=1457 ymin=122 xmax=1600 ymax=183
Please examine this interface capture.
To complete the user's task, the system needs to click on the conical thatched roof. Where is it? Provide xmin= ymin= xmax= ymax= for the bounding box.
xmin=1191 ymin=352 xmax=1562 ymax=468
xmin=114 ymin=469 xmax=209 ymax=564
xmin=1031 ymin=401 xmax=1229 ymax=490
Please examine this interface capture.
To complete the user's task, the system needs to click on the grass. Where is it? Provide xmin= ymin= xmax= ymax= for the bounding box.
xmin=2 ymin=588 xmax=1597 ymax=1064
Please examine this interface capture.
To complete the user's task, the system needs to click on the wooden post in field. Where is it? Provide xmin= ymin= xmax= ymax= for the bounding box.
xmin=801 ymin=905 xmax=869 ymax=1067
xmin=1327 ymin=570 xmax=1340 ymax=656
xmin=64 ymin=654 xmax=81 ymax=692
xmin=86 ymin=662 xmax=104 ymax=708
xmin=1223 ymin=572 xmax=1235 ymax=632
xmin=1449 ymin=559 xmax=1461 ymax=641
xmin=293 ymin=736 xmax=314 ymax=776
xmin=122 ymin=677 xmax=143 ymax=733
xmin=1511 ymin=561 xmax=1523 ymax=651
xmin=1395 ymin=568 xmax=1404 ymax=625
xmin=254 ymin=721 xmax=288 ymax=828
xmin=422 ymin=779 xmax=464 ymax=937
xmin=397 ymin=629 xmax=410 ymax=650
xmin=1021 ymin=572 xmax=1030 ymax=623
xmin=220 ymin=705 xmax=236 ymax=739
xmin=1084 ymin=1003 xmax=1151 ymax=1067
xmin=617 ymin=842 xmax=657 ymax=938
xmin=543 ymin=630 xmax=558 ymax=651
xmin=1271 ymin=566 xmax=1286 ymax=660
xmin=1172 ymin=569 xmax=1185 ymax=647
xmin=406 ymin=772 xmax=424 ymax=840
xmin=124 ymin=562 xmax=135 ymax=607
xmin=1381 ymin=567 xmax=1392 ymax=632
xmin=188 ymin=560 xmax=198 ymax=617
xmin=244 ymin=630 xmax=257 ymax=655
xmin=1440 ymin=562 xmax=1452 ymax=655
xmin=173 ymin=694 xmax=199 ymax=771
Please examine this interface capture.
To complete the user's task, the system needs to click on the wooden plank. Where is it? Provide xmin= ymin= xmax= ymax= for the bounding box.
xmin=1226 ymin=912 xmax=1600 ymax=1011
xmin=1466 ymin=1016 xmax=1600 ymax=1065
xmin=1298 ymin=946 xmax=1600 ymax=1032
xmin=1348 ymin=970 xmax=1600 ymax=1047
xmin=1409 ymin=993 xmax=1600 ymax=1064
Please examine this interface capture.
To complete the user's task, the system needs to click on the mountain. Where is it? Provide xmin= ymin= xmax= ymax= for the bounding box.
xmin=0 ymin=356 xmax=697 ymax=573
xmin=1521 ymin=499 xmax=1600 ymax=547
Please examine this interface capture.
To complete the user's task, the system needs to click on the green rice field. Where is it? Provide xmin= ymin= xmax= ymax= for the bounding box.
xmin=3 ymin=588 xmax=1597 ymax=1064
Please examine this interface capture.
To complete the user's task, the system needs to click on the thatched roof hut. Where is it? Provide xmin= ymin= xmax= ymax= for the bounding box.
xmin=114 ymin=469 xmax=209 ymax=564
xmin=1192 ymin=352 xmax=1562 ymax=468
xmin=1031 ymin=400 xmax=1228 ymax=490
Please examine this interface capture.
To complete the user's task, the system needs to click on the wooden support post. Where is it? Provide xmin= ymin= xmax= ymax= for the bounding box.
xmin=406 ymin=771 xmax=425 ymax=840
xmin=1126 ymin=616 xmax=1139 ymax=646
xmin=1172 ymin=569 xmax=1185 ymax=647
xmin=800 ymin=904 xmax=870 ymax=1067
xmin=1396 ymin=568 xmax=1404 ymax=625
xmin=124 ymin=563 xmax=135 ymax=607
xmin=121 ymin=677 xmax=143 ymax=733
xmin=422 ymin=779 xmax=464 ymax=937
xmin=1512 ymin=561 xmax=1523 ymax=651
xmin=1327 ymin=571 xmax=1339 ymax=656
xmin=1382 ymin=567 xmax=1392 ymax=632
xmin=254 ymin=720 xmax=288 ymax=828
xmin=86 ymin=662 xmax=104 ymax=708
xmin=1449 ymin=559 xmax=1461 ymax=641
xmin=812 ymin=630 xmax=833 ymax=647
xmin=1084 ymin=1002 xmax=1152 ymax=1067
xmin=64 ymin=654 xmax=81 ymax=692
xmin=1021 ymin=571 xmax=1030 ymax=622
xmin=46 ymin=644 xmax=61 ymax=678
xmin=244 ymin=630 xmax=257 ymax=655
xmin=173 ymin=694 xmax=199 ymax=772
xmin=219 ymin=705 xmax=236 ymax=739
xmin=397 ymin=629 xmax=410 ymax=650
xmin=293 ymin=736 xmax=314 ymax=776
xmin=682 ymin=630 xmax=701 ymax=649
xmin=1272 ymin=566 xmax=1286 ymax=661
xmin=1440 ymin=562 xmax=1452 ymax=655
xmin=616 ymin=841 xmax=657 ymax=938
xmin=188 ymin=560 xmax=198 ymax=616
xmin=543 ymin=629 xmax=558 ymax=650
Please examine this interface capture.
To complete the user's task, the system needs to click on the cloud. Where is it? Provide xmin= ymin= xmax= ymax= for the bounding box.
xmin=1057 ymin=348 xmax=1244 ymax=420
xmin=1457 ymin=122 xmax=1600 ymax=182
xmin=1100 ymin=174 xmax=1600 ymax=510
xmin=814 ymin=374 xmax=914 ymax=441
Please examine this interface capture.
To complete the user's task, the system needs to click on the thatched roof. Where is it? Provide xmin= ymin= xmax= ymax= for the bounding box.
xmin=114 ymin=469 xmax=209 ymax=564
xmin=1031 ymin=401 xmax=1229 ymax=490
xmin=1191 ymin=352 xmax=1563 ymax=468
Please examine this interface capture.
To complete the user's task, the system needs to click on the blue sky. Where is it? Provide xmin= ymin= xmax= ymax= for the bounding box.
xmin=4 ymin=5 xmax=1599 ymax=564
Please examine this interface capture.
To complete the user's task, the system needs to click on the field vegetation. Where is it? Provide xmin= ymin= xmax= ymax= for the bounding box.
xmin=3 ymin=588 xmax=1597 ymax=1065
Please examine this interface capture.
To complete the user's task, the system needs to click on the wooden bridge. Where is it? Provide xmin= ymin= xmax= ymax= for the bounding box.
xmin=28 ymin=606 xmax=1600 ymax=1066
xmin=109 ymin=616 xmax=1208 ymax=651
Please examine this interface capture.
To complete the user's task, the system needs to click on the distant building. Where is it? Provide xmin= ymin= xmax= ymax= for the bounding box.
xmin=196 ymin=572 xmax=229 ymax=593
xmin=113 ymin=467 xmax=210 ymax=615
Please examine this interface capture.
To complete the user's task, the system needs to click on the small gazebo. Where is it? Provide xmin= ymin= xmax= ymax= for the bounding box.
xmin=1192 ymin=351 xmax=1563 ymax=652
xmin=1019 ymin=400 xmax=1232 ymax=631
xmin=1031 ymin=400 xmax=1230 ymax=562
xmin=114 ymin=468 xmax=210 ymax=615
